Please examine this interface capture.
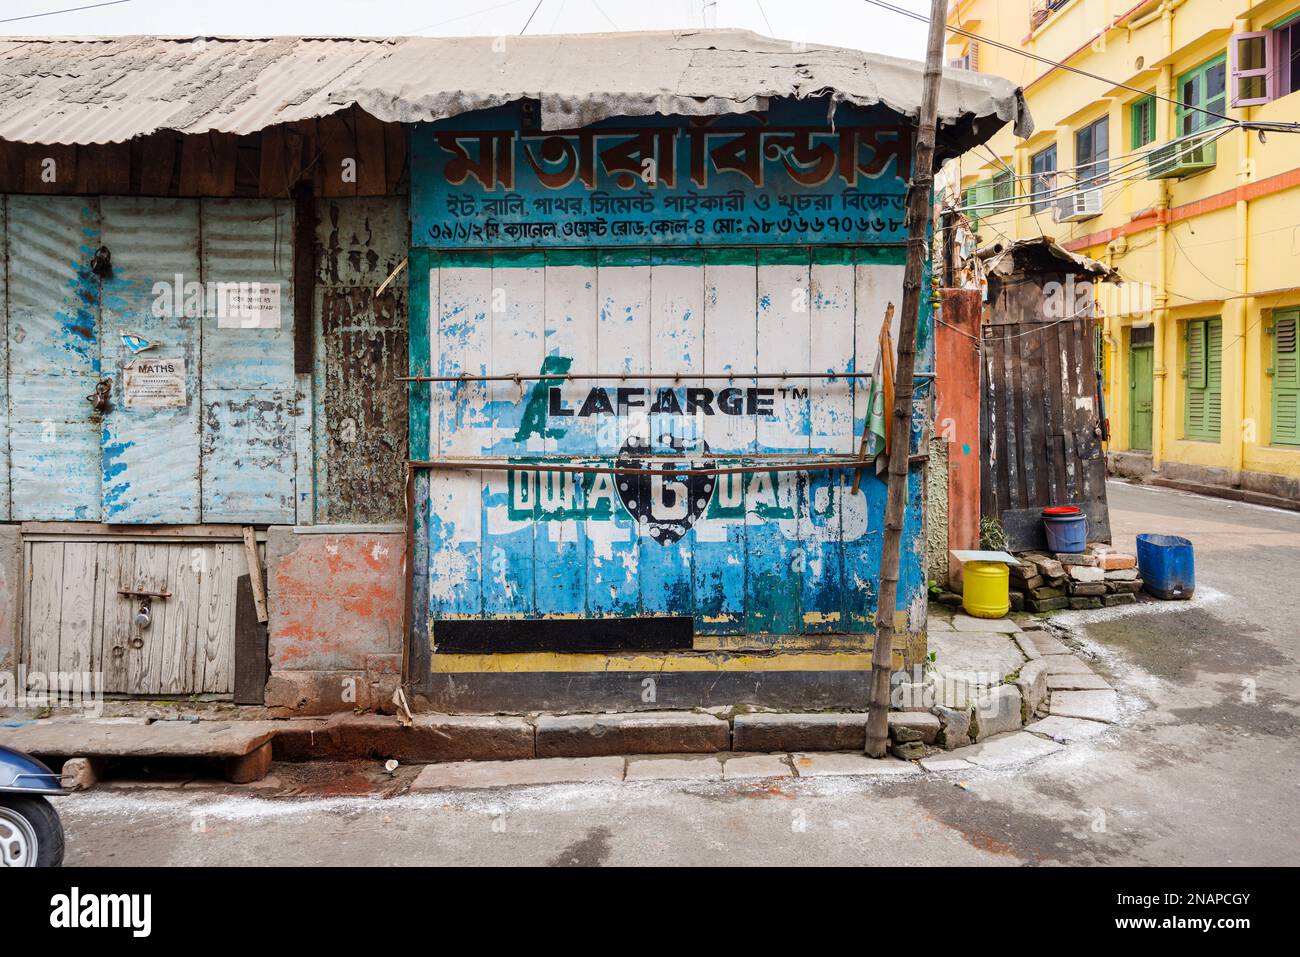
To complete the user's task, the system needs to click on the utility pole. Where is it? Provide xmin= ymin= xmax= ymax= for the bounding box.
xmin=865 ymin=0 xmax=948 ymax=759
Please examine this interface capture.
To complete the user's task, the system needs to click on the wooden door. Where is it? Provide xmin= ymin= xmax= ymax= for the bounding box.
xmin=21 ymin=539 xmax=239 ymax=695
xmin=1129 ymin=336 xmax=1154 ymax=451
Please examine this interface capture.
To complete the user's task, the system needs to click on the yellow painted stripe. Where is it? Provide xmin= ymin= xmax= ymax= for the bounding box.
xmin=693 ymin=634 xmax=872 ymax=652
xmin=429 ymin=651 xmax=896 ymax=674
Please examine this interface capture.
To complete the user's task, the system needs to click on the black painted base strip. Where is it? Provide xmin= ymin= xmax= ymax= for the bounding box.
xmin=432 ymin=616 xmax=695 ymax=653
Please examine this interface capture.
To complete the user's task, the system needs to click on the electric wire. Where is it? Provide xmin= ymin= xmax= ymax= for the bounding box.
xmin=0 ymin=0 xmax=131 ymax=24
xmin=861 ymin=0 xmax=1300 ymax=131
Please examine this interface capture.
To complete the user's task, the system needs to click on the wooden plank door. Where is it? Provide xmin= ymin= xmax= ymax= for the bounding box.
xmin=23 ymin=539 xmax=238 ymax=695
xmin=1129 ymin=341 xmax=1154 ymax=451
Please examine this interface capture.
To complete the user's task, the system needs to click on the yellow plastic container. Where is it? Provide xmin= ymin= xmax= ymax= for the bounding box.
xmin=962 ymin=560 xmax=1010 ymax=619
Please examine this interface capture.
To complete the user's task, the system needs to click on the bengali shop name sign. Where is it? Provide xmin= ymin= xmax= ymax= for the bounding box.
xmin=411 ymin=105 xmax=910 ymax=248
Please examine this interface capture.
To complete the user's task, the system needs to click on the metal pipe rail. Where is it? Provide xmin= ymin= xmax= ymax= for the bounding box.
xmin=408 ymin=456 xmax=925 ymax=477
xmin=399 ymin=371 xmax=937 ymax=384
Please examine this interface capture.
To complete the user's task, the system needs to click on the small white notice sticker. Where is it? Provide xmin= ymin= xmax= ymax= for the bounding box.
xmin=216 ymin=281 xmax=282 ymax=329
xmin=123 ymin=357 xmax=186 ymax=408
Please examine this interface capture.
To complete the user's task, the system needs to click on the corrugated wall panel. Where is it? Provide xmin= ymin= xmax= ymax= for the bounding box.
xmin=6 ymin=197 xmax=102 ymax=520
xmin=99 ymin=197 xmax=202 ymax=523
xmin=199 ymin=198 xmax=296 ymax=523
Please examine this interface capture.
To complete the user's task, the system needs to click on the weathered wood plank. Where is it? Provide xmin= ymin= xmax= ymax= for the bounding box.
xmin=158 ymin=544 xmax=199 ymax=694
xmin=756 ymin=252 xmax=810 ymax=453
xmin=100 ymin=543 xmax=134 ymax=692
xmin=701 ymin=251 xmax=756 ymax=454
xmin=853 ymin=258 xmax=905 ymax=436
xmin=693 ymin=251 xmax=754 ymax=634
xmin=482 ymin=254 xmax=542 ymax=619
xmin=87 ymin=542 xmax=109 ymax=677
xmin=639 ymin=255 xmax=702 ymax=618
xmin=544 ymin=252 xmax=599 ymax=454
xmin=435 ymin=254 xmax=492 ymax=456
xmin=241 ymin=527 xmax=269 ymax=624
xmin=810 ymin=254 xmax=856 ymax=455
xmin=198 ymin=543 xmax=237 ymax=693
xmin=589 ymin=254 xmax=649 ymax=617
xmin=233 ymin=574 xmax=269 ymax=705
xmin=535 ymin=252 xmax=596 ymax=617
xmin=126 ymin=544 xmax=169 ymax=694
xmin=56 ymin=542 xmax=97 ymax=684
xmin=26 ymin=542 xmax=65 ymax=681
xmin=745 ymin=468 xmax=801 ymax=635
xmin=595 ymin=255 xmax=653 ymax=454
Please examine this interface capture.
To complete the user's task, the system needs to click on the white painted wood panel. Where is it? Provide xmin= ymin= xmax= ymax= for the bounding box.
xmin=756 ymin=261 xmax=811 ymax=452
xmin=810 ymin=261 xmax=857 ymax=454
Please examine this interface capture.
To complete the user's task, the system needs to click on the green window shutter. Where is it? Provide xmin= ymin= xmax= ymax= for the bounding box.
xmin=1131 ymin=95 xmax=1156 ymax=149
xmin=1273 ymin=310 xmax=1300 ymax=446
xmin=1187 ymin=320 xmax=1207 ymax=388
xmin=1184 ymin=318 xmax=1222 ymax=441
xmin=1205 ymin=319 xmax=1222 ymax=440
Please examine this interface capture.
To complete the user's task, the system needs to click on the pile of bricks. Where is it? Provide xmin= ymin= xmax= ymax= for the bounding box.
xmin=1009 ymin=546 xmax=1143 ymax=612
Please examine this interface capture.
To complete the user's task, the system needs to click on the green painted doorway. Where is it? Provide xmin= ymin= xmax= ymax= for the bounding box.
xmin=1129 ymin=326 xmax=1154 ymax=451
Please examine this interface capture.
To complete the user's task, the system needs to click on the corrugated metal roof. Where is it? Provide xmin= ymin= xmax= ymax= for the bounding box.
xmin=0 ymin=30 xmax=1031 ymax=157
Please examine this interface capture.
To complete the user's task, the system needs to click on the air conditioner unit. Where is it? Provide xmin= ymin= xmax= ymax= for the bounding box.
xmin=1053 ymin=189 xmax=1103 ymax=223
xmin=1147 ymin=136 xmax=1218 ymax=179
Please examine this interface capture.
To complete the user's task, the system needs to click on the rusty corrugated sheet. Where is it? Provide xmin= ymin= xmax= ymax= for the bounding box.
xmin=99 ymin=196 xmax=203 ymax=523
xmin=0 ymin=31 xmax=1031 ymax=156
xmin=199 ymin=198 xmax=298 ymax=523
xmin=5 ymin=196 xmax=102 ymax=521
xmin=313 ymin=196 xmax=409 ymax=524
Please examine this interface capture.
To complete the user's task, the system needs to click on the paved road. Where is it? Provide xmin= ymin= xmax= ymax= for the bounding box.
xmin=55 ymin=481 xmax=1300 ymax=866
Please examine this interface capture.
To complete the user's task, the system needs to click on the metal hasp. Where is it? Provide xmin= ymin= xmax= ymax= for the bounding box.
xmin=118 ymin=588 xmax=171 ymax=632
xmin=117 ymin=588 xmax=172 ymax=599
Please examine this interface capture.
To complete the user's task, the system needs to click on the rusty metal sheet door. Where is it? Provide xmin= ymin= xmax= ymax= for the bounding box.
xmin=3 ymin=196 xmax=297 ymax=524
xmin=5 ymin=197 xmax=104 ymax=521
xmin=99 ymin=197 xmax=203 ymax=523
xmin=199 ymin=199 xmax=297 ymax=523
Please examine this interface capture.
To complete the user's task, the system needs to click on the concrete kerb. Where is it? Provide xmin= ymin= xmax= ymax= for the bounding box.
xmin=3 ymin=612 xmax=1121 ymax=787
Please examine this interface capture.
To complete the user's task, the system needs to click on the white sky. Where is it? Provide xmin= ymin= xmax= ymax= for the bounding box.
xmin=0 ymin=0 xmax=931 ymax=58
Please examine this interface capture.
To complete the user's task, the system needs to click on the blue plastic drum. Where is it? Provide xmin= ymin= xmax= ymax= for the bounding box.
xmin=1136 ymin=533 xmax=1195 ymax=600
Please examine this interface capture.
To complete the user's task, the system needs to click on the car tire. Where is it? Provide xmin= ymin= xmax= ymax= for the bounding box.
xmin=0 ymin=795 xmax=65 ymax=867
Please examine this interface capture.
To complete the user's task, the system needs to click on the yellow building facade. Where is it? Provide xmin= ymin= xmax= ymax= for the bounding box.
xmin=948 ymin=0 xmax=1300 ymax=502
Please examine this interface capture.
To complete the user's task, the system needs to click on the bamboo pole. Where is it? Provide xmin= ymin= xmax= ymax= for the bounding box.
xmin=865 ymin=0 xmax=948 ymax=759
